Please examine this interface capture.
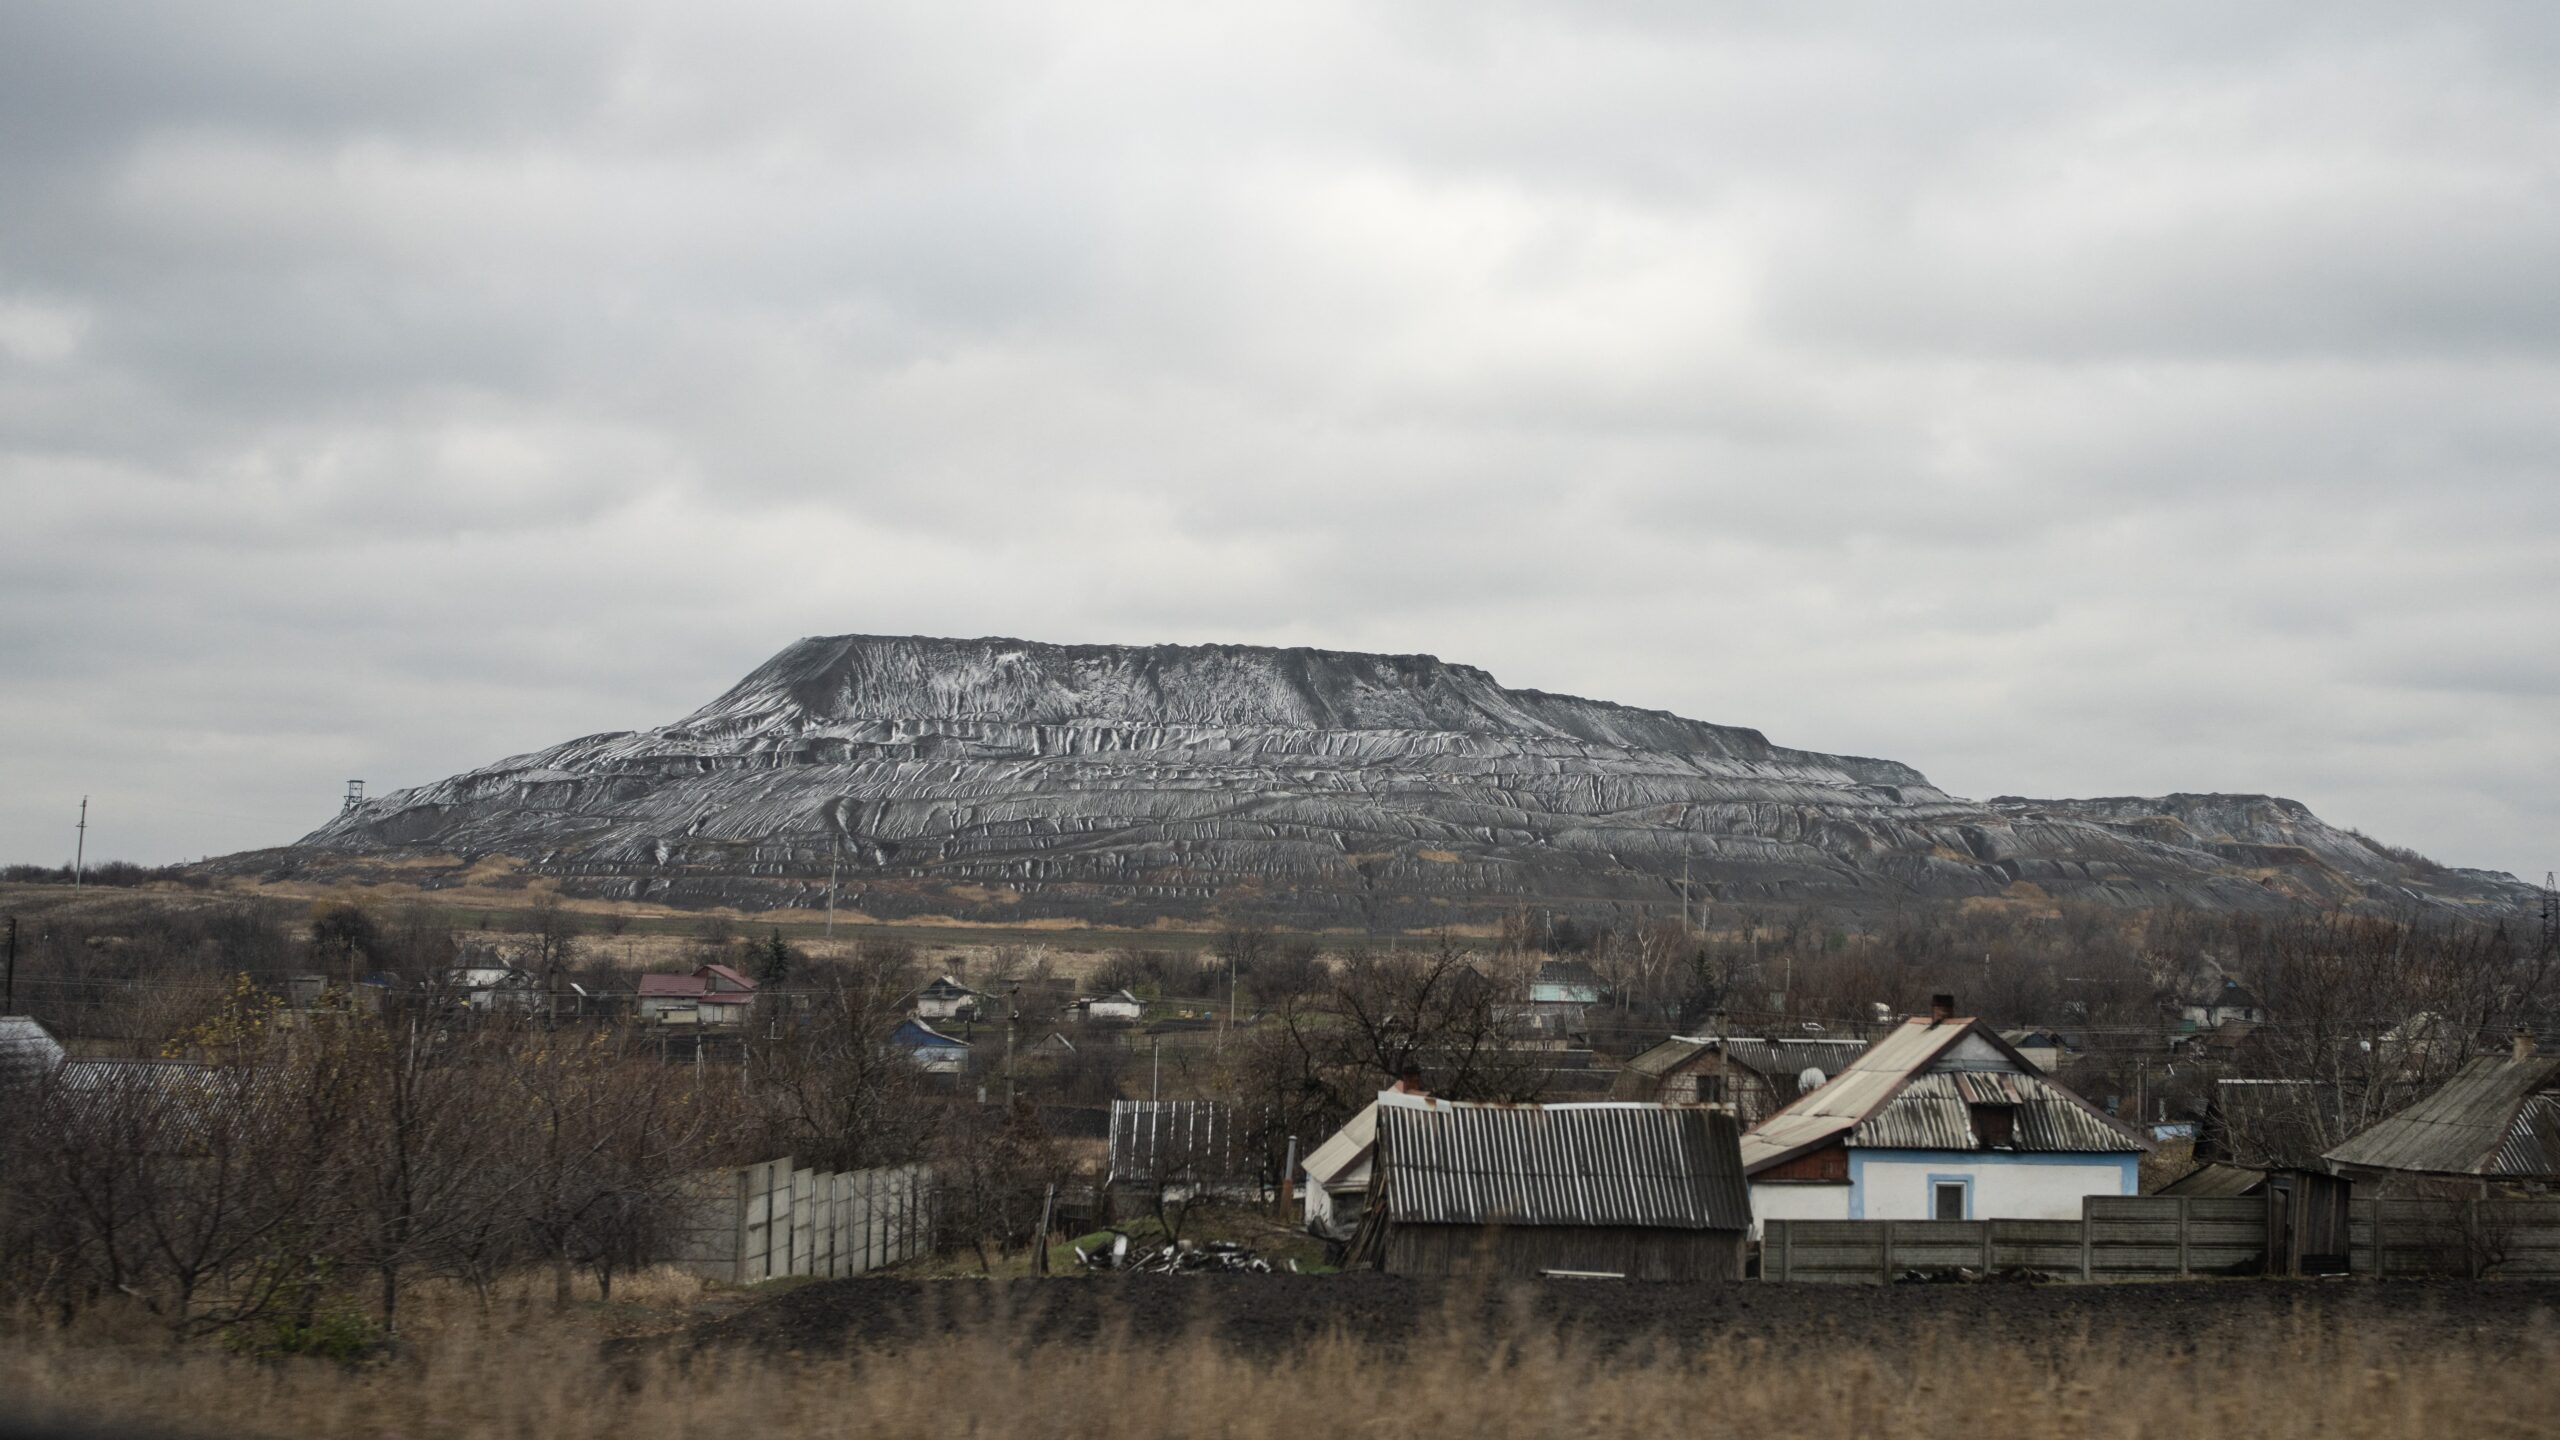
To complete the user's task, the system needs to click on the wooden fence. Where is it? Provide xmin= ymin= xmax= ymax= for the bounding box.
xmin=671 ymin=1157 xmax=935 ymax=1283
xmin=1764 ymin=1194 xmax=2560 ymax=1283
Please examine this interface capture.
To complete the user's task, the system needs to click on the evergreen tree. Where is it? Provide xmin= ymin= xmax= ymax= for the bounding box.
xmin=757 ymin=927 xmax=795 ymax=985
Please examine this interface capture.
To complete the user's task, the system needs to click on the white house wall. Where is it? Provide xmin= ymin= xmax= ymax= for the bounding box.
xmin=1848 ymin=1148 xmax=2137 ymax=1220
xmin=1748 ymin=1182 xmax=1849 ymax=1237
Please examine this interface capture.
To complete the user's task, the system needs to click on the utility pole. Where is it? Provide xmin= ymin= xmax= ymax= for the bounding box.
xmin=827 ymin=835 xmax=840 ymax=940
xmin=1151 ymin=1040 xmax=1161 ymax=1103
xmin=4 ymin=914 xmax=16 ymax=1012
xmin=1225 ymin=952 xmax=1239 ymax=1045
xmin=73 ymin=797 xmax=87 ymax=887
xmin=1003 ymin=983 xmax=1021 ymax=1107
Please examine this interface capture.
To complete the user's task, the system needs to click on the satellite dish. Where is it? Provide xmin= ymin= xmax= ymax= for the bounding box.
xmin=1798 ymin=1066 xmax=1829 ymax=1091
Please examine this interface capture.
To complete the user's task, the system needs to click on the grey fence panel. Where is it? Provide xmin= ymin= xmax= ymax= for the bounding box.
xmin=741 ymin=1158 xmax=789 ymax=1282
xmin=789 ymin=1167 xmax=815 ymax=1277
xmin=1989 ymin=1220 xmax=2085 ymax=1274
xmin=1766 ymin=1197 xmax=2274 ymax=1284
xmin=2349 ymin=1197 xmax=2560 ymax=1279
xmin=673 ymin=1157 xmax=937 ymax=1283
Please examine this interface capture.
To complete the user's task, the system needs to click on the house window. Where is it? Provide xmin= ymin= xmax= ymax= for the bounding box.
xmin=1933 ymin=1180 xmax=1968 ymax=1221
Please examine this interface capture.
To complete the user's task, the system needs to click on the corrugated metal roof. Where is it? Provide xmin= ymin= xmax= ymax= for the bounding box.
xmin=1740 ymin=1017 xmax=2144 ymax=1174
xmin=1374 ymin=1098 xmax=1750 ymax=1231
xmin=1619 ymin=1036 xmax=1867 ymax=1086
xmin=2324 ymin=1054 xmax=2560 ymax=1178
xmin=1849 ymin=1070 xmax=2143 ymax=1153
xmin=48 ymin=1059 xmax=263 ymax=1149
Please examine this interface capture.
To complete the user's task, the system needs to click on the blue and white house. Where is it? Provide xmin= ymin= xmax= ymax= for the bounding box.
xmin=1739 ymin=1001 xmax=2148 ymax=1228
xmin=888 ymin=1018 xmax=972 ymax=1074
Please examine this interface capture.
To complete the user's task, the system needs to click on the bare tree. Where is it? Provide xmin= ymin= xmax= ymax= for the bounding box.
xmin=931 ymin=1102 xmax=1065 ymax=1270
xmin=744 ymin=960 xmax=936 ymax=1171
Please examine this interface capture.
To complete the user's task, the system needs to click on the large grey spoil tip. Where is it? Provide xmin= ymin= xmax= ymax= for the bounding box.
xmin=255 ymin=633 xmax=2535 ymax=926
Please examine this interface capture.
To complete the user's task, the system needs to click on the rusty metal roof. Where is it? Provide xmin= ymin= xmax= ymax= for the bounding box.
xmin=2324 ymin=1054 xmax=2560 ymax=1178
xmin=1373 ymin=1097 xmax=1750 ymax=1231
xmin=1740 ymin=1017 xmax=2144 ymax=1174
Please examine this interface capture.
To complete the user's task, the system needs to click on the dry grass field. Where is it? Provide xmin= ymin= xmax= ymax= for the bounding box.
xmin=8 ymin=1271 xmax=2558 ymax=1440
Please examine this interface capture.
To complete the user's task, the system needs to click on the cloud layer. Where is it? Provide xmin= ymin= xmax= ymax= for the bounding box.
xmin=3 ymin=2 xmax=2555 ymax=877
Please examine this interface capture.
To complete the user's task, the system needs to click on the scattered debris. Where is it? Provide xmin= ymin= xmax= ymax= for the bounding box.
xmin=1072 ymin=1233 xmax=1285 ymax=1274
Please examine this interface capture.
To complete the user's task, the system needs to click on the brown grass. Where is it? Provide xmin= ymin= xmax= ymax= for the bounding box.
xmin=6 ymin=1287 xmax=2554 ymax=1440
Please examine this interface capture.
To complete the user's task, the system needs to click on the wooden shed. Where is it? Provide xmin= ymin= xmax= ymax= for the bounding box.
xmin=1344 ymin=1097 xmax=1751 ymax=1281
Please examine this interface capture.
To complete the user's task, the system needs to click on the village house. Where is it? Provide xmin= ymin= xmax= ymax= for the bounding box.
xmin=1611 ymin=1034 xmax=1869 ymax=1123
xmin=1999 ymin=1027 xmax=2075 ymax=1075
xmin=2180 ymin=977 xmax=2267 ymax=1032
xmin=1343 ymin=1095 xmax=1752 ymax=1280
xmin=1075 ymin=988 xmax=1144 ymax=1023
xmin=444 ymin=961 xmax=551 ymax=1013
xmin=2325 ymin=1032 xmax=2560 ymax=1193
xmin=910 ymin=975 xmax=982 ymax=1023
xmin=1741 ymin=996 xmax=2149 ymax=1227
xmin=636 ymin=962 xmax=758 ymax=1026
xmin=1517 ymin=960 xmax=1605 ymax=1035
xmin=888 ymin=1018 xmax=971 ymax=1074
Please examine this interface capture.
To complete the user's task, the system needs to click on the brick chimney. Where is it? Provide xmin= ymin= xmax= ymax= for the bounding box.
xmin=1929 ymin=993 xmax=1956 ymax=1025
xmin=2515 ymin=1028 xmax=2536 ymax=1062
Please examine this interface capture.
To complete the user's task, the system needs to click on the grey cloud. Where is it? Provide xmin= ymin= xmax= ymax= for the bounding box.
xmin=0 ymin=2 xmax=2554 ymax=877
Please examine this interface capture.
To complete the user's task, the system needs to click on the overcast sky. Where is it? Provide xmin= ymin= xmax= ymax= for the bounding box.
xmin=2 ymin=2 xmax=2555 ymax=878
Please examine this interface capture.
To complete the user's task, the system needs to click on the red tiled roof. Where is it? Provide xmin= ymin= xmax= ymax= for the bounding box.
xmin=639 ymin=973 xmax=703 ymax=998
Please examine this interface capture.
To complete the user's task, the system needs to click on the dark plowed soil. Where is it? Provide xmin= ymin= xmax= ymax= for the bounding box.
xmin=689 ymin=1275 xmax=2560 ymax=1359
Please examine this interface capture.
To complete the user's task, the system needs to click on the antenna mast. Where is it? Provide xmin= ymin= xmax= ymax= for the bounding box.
xmin=73 ymin=796 xmax=86 ymax=887
xmin=2542 ymin=871 xmax=2558 ymax=959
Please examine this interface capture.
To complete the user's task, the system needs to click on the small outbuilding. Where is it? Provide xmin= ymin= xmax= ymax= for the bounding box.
xmin=1299 ymin=1099 xmax=1380 ymax=1239
xmin=2157 ymin=1161 xmax=2353 ymax=1274
xmin=1343 ymin=1096 xmax=1752 ymax=1281
xmin=2324 ymin=1035 xmax=2560 ymax=1193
